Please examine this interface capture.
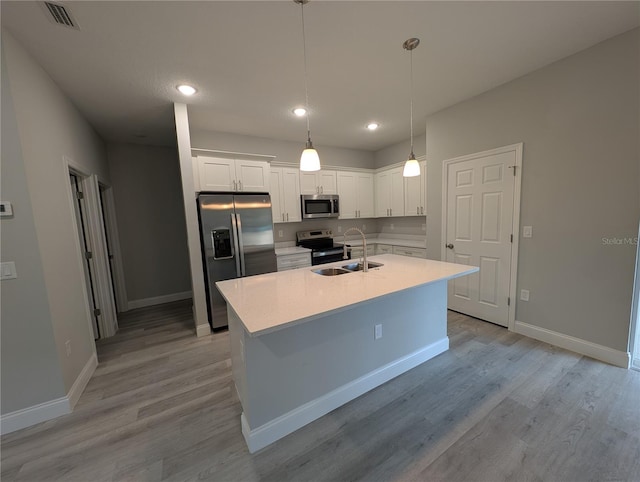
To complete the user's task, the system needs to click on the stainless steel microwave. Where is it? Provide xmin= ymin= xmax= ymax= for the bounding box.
xmin=301 ymin=194 xmax=340 ymax=219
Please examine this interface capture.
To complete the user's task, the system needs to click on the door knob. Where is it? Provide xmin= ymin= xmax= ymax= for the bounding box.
xmin=446 ymin=243 xmax=454 ymax=249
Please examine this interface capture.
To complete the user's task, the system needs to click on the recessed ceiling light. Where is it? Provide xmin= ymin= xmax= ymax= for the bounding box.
xmin=177 ymin=84 xmax=197 ymax=96
xmin=367 ymin=123 xmax=379 ymax=131
xmin=293 ymin=107 xmax=307 ymax=117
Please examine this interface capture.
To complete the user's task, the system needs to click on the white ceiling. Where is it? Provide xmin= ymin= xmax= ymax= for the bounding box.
xmin=2 ymin=1 xmax=638 ymax=151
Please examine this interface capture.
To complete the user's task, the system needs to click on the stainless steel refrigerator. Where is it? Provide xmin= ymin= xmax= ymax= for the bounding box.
xmin=198 ymin=193 xmax=277 ymax=329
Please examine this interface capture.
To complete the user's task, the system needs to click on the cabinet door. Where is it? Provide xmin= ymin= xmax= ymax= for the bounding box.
xmin=281 ymin=168 xmax=302 ymax=222
xmin=375 ymin=171 xmax=390 ymax=217
xmin=318 ymin=170 xmax=337 ymax=194
xmin=404 ymin=169 xmax=422 ymax=216
xmin=337 ymin=172 xmax=357 ymax=219
xmin=356 ymin=173 xmax=375 ymax=218
xmin=235 ymin=160 xmax=270 ymax=192
xmin=299 ymin=172 xmax=319 ymax=195
xmin=389 ymin=167 xmax=405 ymax=217
xmin=419 ymin=160 xmax=427 ymax=215
xmin=198 ymin=156 xmax=235 ymax=191
xmin=270 ymin=168 xmax=284 ymax=223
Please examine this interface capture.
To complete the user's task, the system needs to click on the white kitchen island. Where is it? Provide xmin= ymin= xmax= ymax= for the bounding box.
xmin=216 ymin=254 xmax=478 ymax=453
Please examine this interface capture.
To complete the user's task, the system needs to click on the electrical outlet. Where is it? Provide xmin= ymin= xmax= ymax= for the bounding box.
xmin=65 ymin=340 xmax=71 ymax=357
xmin=390 ymin=224 xmax=394 ymax=230
xmin=362 ymin=224 xmax=366 ymax=232
xmin=520 ymin=289 xmax=530 ymax=301
xmin=337 ymin=225 xmax=342 ymax=233
xmin=374 ymin=324 xmax=382 ymax=340
xmin=523 ymin=226 xmax=533 ymax=238
xmin=278 ymin=230 xmax=283 ymax=238
xmin=422 ymin=223 xmax=426 ymax=232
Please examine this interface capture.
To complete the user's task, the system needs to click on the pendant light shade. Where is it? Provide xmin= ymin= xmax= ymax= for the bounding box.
xmin=403 ymin=157 xmax=421 ymax=177
xmin=301 ymin=140 xmax=321 ymax=171
xmin=403 ymin=37 xmax=420 ymax=178
xmin=295 ymin=0 xmax=321 ymax=172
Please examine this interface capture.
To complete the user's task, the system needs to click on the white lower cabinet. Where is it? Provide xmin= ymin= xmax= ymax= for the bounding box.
xmin=392 ymin=245 xmax=427 ymax=259
xmin=276 ymin=252 xmax=311 ymax=271
xmin=375 ymin=244 xmax=394 ymax=255
xmin=350 ymin=245 xmax=375 ymax=259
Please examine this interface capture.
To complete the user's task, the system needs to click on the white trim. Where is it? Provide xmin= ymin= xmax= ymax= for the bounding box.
xmin=192 ymin=147 xmax=276 ymax=160
xmin=240 ymin=337 xmax=449 ymax=453
xmin=0 ymin=354 xmax=98 ymax=435
xmin=196 ymin=323 xmax=212 ymax=337
xmin=514 ymin=320 xmax=630 ymax=368
xmin=67 ymin=353 xmax=97 ymax=409
xmin=97 ymin=181 xmax=128 ymax=315
xmin=0 ymin=397 xmax=70 ymax=435
xmin=441 ymin=143 xmax=523 ymax=330
xmin=127 ymin=290 xmax=193 ymax=310
xmin=627 ymin=221 xmax=640 ymax=368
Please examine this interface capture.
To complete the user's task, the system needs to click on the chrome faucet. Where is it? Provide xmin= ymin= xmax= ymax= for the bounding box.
xmin=343 ymin=227 xmax=368 ymax=272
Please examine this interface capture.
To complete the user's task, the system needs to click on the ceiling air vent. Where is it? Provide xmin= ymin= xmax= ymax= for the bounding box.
xmin=42 ymin=1 xmax=80 ymax=30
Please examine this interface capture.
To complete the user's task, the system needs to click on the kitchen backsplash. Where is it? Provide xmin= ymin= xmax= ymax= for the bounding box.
xmin=273 ymin=216 xmax=426 ymax=243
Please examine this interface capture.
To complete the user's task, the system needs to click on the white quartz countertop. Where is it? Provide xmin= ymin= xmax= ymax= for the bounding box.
xmin=216 ymin=254 xmax=478 ymax=337
xmin=275 ymin=246 xmax=312 ymax=256
xmin=339 ymin=237 xmax=426 ymax=249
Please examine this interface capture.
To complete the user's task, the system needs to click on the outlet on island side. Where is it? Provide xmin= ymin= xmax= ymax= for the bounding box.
xmin=278 ymin=230 xmax=284 ymax=238
xmin=374 ymin=324 xmax=382 ymax=340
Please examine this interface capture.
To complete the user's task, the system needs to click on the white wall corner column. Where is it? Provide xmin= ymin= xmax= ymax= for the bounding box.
xmin=174 ymin=103 xmax=210 ymax=336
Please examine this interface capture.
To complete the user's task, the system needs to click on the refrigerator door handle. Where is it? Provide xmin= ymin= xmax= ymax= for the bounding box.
xmin=236 ymin=213 xmax=246 ymax=276
xmin=231 ymin=213 xmax=241 ymax=277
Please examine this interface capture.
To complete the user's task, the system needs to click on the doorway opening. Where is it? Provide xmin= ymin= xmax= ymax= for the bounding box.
xmin=630 ymin=222 xmax=640 ymax=371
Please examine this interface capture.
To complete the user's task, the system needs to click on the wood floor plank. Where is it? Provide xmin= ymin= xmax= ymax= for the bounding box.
xmin=2 ymin=300 xmax=639 ymax=482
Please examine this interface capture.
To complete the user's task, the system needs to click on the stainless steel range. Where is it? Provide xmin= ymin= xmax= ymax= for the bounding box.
xmin=296 ymin=229 xmax=349 ymax=266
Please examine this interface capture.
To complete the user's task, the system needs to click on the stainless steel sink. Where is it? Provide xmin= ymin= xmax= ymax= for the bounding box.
xmin=341 ymin=261 xmax=384 ymax=272
xmin=312 ymin=267 xmax=351 ymax=276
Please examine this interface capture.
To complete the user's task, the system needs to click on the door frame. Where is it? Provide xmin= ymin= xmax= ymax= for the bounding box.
xmin=98 ymin=180 xmax=128 ymax=314
xmin=64 ymin=156 xmax=118 ymax=338
xmin=441 ymin=143 xmax=523 ymax=331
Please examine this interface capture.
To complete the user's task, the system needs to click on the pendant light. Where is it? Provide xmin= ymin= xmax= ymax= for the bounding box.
xmin=402 ymin=37 xmax=421 ymax=178
xmin=294 ymin=0 xmax=321 ymax=172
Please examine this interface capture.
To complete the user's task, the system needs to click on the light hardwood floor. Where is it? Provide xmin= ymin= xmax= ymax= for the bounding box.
xmin=2 ymin=300 xmax=639 ymax=481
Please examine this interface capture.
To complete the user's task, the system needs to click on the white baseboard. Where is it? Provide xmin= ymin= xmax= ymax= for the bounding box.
xmin=241 ymin=337 xmax=449 ymax=453
xmin=196 ymin=323 xmax=211 ymax=337
xmin=514 ymin=320 xmax=630 ymax=368
xmin=1 ymin=353 xmax=98 ymax=435
xmin=67 ymin=353 xmax=97 ymax=409
xmin=127 ymin=290 xmax=192 ymax=310
xmin=0 ymin=397 xmax=70 ymax=435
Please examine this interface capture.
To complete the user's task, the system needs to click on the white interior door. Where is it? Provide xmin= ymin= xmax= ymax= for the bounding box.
xmin=443 ymin=145 xmax=521 ymax=327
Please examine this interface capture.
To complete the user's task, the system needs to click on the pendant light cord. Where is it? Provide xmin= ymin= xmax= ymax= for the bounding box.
xmin=409 ymin=47 xmax=414 ymax=159
xmin=300 ymin=2 xmax=311 ymax=144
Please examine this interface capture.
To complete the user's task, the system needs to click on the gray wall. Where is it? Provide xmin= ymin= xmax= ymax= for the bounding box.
xmin=424 ymin=28 xmax=639 ymax=352
xmin=1 ymin=31 xmax=109 ymax=407
xmin=108 ymin=143 xmax=191 ymax=303
xmin=374 ymin=133 xmax=426 ymax=169
xmin=190 ymin=128 xmax=375 ymax=170
xmin=1 ymin=43 xmax=66 ymax=413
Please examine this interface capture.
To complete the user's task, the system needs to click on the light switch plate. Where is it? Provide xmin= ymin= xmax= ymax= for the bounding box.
xmin=0 ymin=202 xmax=13 ymax=217
xmin=1 ymin=262 xmax=17 ymax=280
xmin=520 ymin=289 xmax=530 ymax=301
xmin=374 ymin=323 xmax=382 ymax=340
xmin=523 ymin=226 xmax=532 ymax=238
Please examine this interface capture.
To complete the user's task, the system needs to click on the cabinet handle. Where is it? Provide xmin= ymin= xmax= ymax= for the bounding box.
xmin=282 ymin=213 xmax=285 ymax=222
xmin=390 ymin=208 xmax=393 ymax=216
xmin=286 ymin=212 xmax=289 ymax=221
xmin=320 ymin=186 xmax=324 ymax=194
xmin=233 ymin=180 xmax=237 ymax=191
xmin=238 ymin=180 xmax=242 ymax=191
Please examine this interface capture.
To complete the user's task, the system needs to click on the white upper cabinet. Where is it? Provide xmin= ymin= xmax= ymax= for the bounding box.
xmin=337 ymin=171 xmax=374 ymax=219
xmin=299 ymin=170 xmax=337 ymax=195
xmin=375 ymin=166 xmax=405 ymax=217
xmin=270 ymin=167 xmax=301 ymax=223
xmin=404 ymin=160 xmax=427 ymax=216
xmin=197 ymin=155 xmax=270 ymax=192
